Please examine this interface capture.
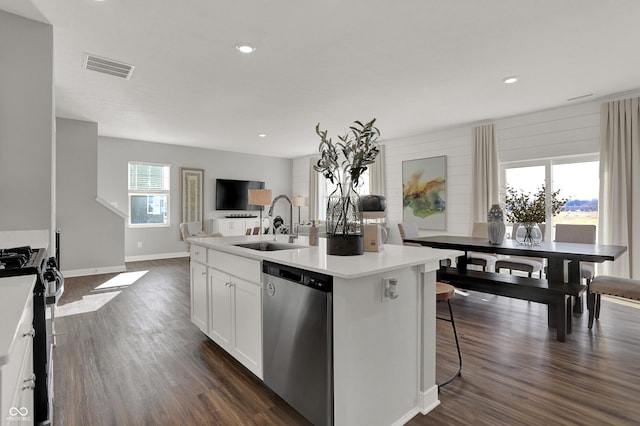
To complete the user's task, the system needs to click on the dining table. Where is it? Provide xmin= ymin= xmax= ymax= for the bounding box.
xmin=404 ymin=235 xmax=627 ymax=341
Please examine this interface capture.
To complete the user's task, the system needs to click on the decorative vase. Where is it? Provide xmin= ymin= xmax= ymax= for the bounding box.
xmin=515 ymin=222 xmax=543 ymax=246
xmin=487 ymin=204 xmax=506 ymax=244
xmin=326 ymin=186 xmax=364 ymax=256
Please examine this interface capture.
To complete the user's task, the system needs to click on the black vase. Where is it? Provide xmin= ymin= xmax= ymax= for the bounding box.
xmin=326 ymin=193 xmax=364 ymax=255
xmin=326 ymin=234 xmax=364 ymax=256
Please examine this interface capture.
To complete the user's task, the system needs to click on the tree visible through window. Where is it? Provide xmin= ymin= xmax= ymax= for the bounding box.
xmin=501 ymin=156 xmax=599 ymax=233
xmin=129 ymin=162 xmax=170 ymax=226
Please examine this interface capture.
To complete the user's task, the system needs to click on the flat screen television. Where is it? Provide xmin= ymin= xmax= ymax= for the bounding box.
xmin=215 ymin=179 xmax=265 ymax=211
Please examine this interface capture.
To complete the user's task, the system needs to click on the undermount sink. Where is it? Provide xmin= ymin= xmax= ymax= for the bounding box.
xmin=232 ymin=241 xmax=306 ymax=251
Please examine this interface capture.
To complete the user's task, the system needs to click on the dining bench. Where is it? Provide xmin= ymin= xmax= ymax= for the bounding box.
xmin=437 ymin=266 xmax=587 ymax=341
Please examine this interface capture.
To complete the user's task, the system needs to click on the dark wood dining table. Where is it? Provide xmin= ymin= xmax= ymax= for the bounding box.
xmin=404 ymin=235 xmax=627 ymax=341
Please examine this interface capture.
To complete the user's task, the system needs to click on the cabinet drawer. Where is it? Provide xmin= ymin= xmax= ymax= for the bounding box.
xmin=211 ymin=251 xmax=261 ymax=283
xmin=1 ymin=297 xmax=34 ymax=420
xmin=190 ymin=245 xmax=206 ymax=264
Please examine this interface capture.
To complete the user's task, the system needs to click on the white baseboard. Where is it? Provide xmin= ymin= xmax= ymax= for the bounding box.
xmin=418 ymin=385 xmax=440 ymax=415
xmin=62 ymin=265 xmax=127 ymax=278
xmin=392 ymin=408 xmax=421 ymax=426
xmin=125 ymin=252 xmax=189 ymax=262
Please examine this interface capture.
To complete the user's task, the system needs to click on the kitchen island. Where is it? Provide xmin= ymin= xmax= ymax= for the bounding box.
xmin=189 ymin=235 xmax=455 ymax=426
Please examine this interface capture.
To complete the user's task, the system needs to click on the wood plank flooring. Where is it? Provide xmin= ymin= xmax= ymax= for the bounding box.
xmin=53 ymin=258 xmax=640 ymax=425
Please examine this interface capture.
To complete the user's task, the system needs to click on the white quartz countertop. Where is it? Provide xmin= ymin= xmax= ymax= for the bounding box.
xmin=0 ymin=275 xmax=36 ymax=365
xmin=189 ymin=235 xmax=458 ymax=279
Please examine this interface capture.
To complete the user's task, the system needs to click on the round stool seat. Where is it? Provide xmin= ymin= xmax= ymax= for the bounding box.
xmin=436 ymin=282 xmax=455 ymax=302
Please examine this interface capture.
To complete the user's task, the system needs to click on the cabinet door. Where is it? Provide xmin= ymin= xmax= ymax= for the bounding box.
xmin=233 ymin=277 xmax=262 ymax=378
xmin=10 ymin=338 xmax=34 ymax=424
xmin=190 ymin=261 xmax=208 ymax=332
xmin=208 ymin=268 xmax=233 ymax=351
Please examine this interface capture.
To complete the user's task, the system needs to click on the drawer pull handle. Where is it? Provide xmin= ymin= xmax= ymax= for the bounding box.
xmin=22 ymin=328 xmax=35 ymax=338
xmin=23 ymin=374 xmax=36 ymax=383
xmin=201 ymin=272 xmax=206 ymax=276
xmin=225 ymin=281 xmax=235 ymax=287
xmin=22 ymin=383 xmax=36 ymax=391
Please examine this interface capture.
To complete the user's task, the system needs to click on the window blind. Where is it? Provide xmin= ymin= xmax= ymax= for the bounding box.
xmin=129 ymin=163 xmax=169 ymax=191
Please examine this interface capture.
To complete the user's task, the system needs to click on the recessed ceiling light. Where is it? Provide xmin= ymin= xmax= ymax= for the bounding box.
xmin=258 ymin=133 xmax=267 ymax=138
xmin=503 ymin=76 xmax=519 ymax=84
xmin=236 ymin=44 xmax=256 ymax=54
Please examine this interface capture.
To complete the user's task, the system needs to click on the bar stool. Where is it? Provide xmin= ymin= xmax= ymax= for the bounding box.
xmin=436 ymin=282 xmax=462 ymax=389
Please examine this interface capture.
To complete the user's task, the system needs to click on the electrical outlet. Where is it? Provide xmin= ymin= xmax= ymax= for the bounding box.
xmin=382 ymin=277 xmax=398 ymax=302
xmin=137 ymin=241 xmax=143 ymax=248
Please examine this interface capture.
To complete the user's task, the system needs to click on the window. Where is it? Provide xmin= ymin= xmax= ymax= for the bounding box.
xmin=317 ymin=169 xmax=370 ymax=220
xmin=128 ymin=162 xmax=170 ymax=227
xmin=501 ymin=155 xmax=599 ymax=234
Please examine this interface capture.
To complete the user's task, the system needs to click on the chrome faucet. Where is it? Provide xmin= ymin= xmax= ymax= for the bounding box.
xmin=268 ymin=194 xmax=297 ymax=243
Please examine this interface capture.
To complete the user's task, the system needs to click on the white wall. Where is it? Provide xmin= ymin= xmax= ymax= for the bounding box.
xmin=293 ymin=93 xmax=640 ymax=245
xmin=98 ymin=137 xmax=292 ymax=259
xmin=0 ymin=11 xmax=54 ymax=233
xmin=56 ymin=118 xmax=125 ymax=275
xmin=292 ymin=155 xmax=315 ymax=223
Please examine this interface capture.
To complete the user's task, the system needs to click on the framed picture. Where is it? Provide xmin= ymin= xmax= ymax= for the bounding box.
xmin=402 ymin=156 xmax=447 ymax=230
xmin=181 ymin=168 xmax=204 ymax=226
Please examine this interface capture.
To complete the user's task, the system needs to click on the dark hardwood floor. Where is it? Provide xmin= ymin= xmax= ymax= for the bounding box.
xmin=53 ymin=258 xmax=640 ymax=425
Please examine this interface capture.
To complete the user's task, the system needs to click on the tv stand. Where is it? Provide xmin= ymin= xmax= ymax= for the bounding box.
xmin=212 ymin=217 xmax=262 ymax=236
xmin=224 ymin=214 xmax=257 ymax=218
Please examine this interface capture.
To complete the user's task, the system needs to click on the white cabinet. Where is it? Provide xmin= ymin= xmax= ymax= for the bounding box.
xmin=190 ymin=261 xmax=208 ymax=333
xmin=208 ymin=268 xmax=233 ymax=352
xmin=212 ymin=218 xmax=262 ymax=236
xmin=189 ymin=244 xmax=263 ymax=378
xmin=231 ymin=278 xmax=262 ymax=375
xmin=190 ymin=248 xmax=208 ymax=333
xmin=1 ymin=276 xmax=35 ymax=426
xmin=206 ymin=251 xmax=262 ymax=378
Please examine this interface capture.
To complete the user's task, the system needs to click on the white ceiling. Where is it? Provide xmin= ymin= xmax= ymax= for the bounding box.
xmin=3 ymin=0 xmax=640 ymax=158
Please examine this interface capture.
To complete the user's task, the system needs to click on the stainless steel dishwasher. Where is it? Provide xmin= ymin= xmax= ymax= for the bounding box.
xmin=262 ymin=260 xmax=333 ymax=426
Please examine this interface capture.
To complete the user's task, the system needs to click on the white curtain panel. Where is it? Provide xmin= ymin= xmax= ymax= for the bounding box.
xmin=369 ymin=144 xmax=386 ymax=196
xmin=599 ymin=97 xmax=640 ymax=279
xmin=308 ymin=157 xmax=320 ymax=221
xmin=471 ymin=124 xmax=499 ymax=224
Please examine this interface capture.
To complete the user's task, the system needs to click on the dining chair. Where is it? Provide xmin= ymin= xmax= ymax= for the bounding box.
xmin=398 ymin=222 xmax=422 ymax=247
xmin=467 ymin=222 xmax=497 ymax=272
xmin=554 ymin=224 xmax=596 ymax=283
xmin=495 ymin=223 xmax=545 ymax=278
xmin=180 ymin=222 xmax=223 ymax=252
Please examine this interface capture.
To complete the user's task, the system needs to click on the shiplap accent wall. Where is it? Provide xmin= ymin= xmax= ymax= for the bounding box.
xmin=496 ymin=101 xmax=600 ymax=163
xmin=292 ymin=91 xmax=640 ymax=244
xmin=384 ymin=127 xmax=473 ymax=244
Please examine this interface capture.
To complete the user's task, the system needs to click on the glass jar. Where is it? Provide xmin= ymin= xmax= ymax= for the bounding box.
xmin=515 ymin=222 xmax=543 ymax=246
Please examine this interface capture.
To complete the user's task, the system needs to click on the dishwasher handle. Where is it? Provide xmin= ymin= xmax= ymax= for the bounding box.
xmin=263 ymin=261 xmax=333 ymax=292
xmin=279 ymin=269 xmax=303 ymax=283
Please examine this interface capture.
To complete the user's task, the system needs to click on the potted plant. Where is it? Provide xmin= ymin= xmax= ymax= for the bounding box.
xmin=314 ymin=118 xmax=380 ymax=255
xmin=504 ymin=185 xmax=568 ymax=245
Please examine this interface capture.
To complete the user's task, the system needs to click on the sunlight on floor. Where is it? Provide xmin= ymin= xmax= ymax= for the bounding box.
xmin=94 ymin=270 xmax=148 ymax=290
xmin=603 ymin=295 xmax=640 ymax=310
xmin=54 ymin=291 xmax=122 ymax=318
xmin=53 ymin=270 xmax=149 ymax=318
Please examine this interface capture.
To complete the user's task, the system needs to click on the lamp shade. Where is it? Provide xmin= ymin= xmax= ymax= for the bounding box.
xmin=248 ymin=189 xmax=273 ymax=206
xmin=292 ymin=196 xmax=308 ymax=207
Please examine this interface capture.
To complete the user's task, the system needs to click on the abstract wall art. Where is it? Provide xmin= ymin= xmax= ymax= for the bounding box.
xmin=402 ymin=156 xmax=447 ymax=230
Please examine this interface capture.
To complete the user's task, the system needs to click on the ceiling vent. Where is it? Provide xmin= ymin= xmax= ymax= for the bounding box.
xmin=83 ymin=53 xmax=135 ymax=79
